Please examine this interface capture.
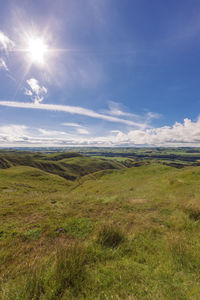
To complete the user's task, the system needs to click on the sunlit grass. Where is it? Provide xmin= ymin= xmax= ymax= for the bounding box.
xmin=1 ymin=153 xmax=200 ymax=298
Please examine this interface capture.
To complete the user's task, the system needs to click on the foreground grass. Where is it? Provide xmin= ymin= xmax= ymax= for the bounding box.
xmin=1 ymin=161 xmax=200 ymax=299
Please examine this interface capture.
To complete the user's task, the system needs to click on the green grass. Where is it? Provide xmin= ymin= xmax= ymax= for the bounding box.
xmin=89 ymin=155 xmax=130 ymax=162
xmin=0 ymin=151 xmax=125 ymax=181
xmin=61 ymin=217 xmax=94 ymax=238
xmin=1 ymin=152 xmax=200 ymax=298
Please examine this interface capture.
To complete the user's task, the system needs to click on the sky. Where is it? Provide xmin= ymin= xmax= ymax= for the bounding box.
xmin=0 ymin=0 xmax=200 ymax=147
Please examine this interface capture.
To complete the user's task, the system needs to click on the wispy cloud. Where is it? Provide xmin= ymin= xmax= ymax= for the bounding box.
xmin=76 ymin=127 xmax=90 ymax=135
xmin=104 ymin=101 xmax=139 ymax=118
xmin=62 ymin=122 xmax=83 ymax=128
xmin=0 ymin=31 xmax=15 ymax=52
xmin=0 ymin=32 xmax=15 ymax=73
xmin=38 ymin=128 xmax=69 ymax=136
xmin=62 ymin=122 xmax=89 ymax=135
xmin=0 ymin=101 xmax=146 ymax=128
xmin=103 ymin=101 xmax=161 ymax=125
xmin=146 ymin=112 xmax=161 ymax=121
xmin=25 ymin=78 xmax=47 ymax=104
xmin=0 ymin=58 xmax=8 ymax=71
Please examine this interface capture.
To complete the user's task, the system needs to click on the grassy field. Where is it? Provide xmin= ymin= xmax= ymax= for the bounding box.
xmin=1 ymin=150 xmax=200 ymax=299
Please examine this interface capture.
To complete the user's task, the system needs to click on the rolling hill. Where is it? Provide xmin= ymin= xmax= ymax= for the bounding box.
xmin=0 ymin=150 xmax=125 ymax=180
xmin=0 ymin=151 xmax=200 ymax=299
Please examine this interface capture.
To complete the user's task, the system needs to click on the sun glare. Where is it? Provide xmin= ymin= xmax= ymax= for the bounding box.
xmin=27 ymin=37 xmax=48 ymax=64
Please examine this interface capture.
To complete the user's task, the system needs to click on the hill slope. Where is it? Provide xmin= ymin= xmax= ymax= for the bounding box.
xmin=1 ymin=158 xmax=200 ymax=299
xmin=0 ymin=150 xmax=125 ymax=180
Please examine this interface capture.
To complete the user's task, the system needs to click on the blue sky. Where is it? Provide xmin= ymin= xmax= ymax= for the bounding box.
xmin=0 ymin=0 xmax=200 ymax=146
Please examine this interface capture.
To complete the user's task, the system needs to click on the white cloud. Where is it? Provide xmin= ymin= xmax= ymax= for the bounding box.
xmin=0 ymin=101 xmax=146 ymax=128
xmin=38 ymin=128 xmax=68 ymax=136
xmin=101 ymin=118 xmax=200 ymax=146
xmin=146 ymin=111 xmax=161 ymax=121
xmin=25 ymin=78 xmax=47 ymax=104
xmin=0 ymin=32 xmax=14 ymax=72
xmin=0 ymin=118 xmax=200 ymax=147
xmin=0 ymin=32 xmax=15 ymax=52
xmin=76 ymin=128 xmax=90 ymax=135
xmin=62 ymin=122 xmax=83 ymax=128
xmin=62 ymin=122 xmax=89 ymax=135
xmin=0 ymin=125 xmax=28 ymax=143
xmin=0 ymin=124 xmax=89 ymax=146
xmin=105 ymin=101 xmax=139 ymax=118
xmin=24 ymin=89 xmax=33 ymax=96
xmin=0 ymin=58 xmax=8 ymax=71
xmin=103 ymin=101 xmax=161 ymax=126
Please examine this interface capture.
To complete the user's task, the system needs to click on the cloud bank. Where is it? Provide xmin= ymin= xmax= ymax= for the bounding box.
xmin=0 ymin=118 xmax=200 ymax=147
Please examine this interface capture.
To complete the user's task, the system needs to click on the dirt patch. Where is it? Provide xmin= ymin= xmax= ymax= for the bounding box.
xmin=129 ymin=198 xmax=148 ymax=204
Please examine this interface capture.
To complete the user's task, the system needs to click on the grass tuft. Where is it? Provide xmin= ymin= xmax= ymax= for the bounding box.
xmin=97 ymin=223 xmax=125 ymax=248
xmin=4 ymin=243 xmax=89 ymax=300
xmin=181 ymin=199 xmax=200 ymax=220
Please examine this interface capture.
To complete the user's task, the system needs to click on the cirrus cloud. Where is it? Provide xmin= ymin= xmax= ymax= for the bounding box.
xmin=0 ymin=58 xmax=8 ymax=71
xmin=62 ymin=122 xmax=90 ymax=135
xmin=0 ymin=101 xmax=147 ymax=128
xmin=0 ymin=31 xmax=15 ymax=52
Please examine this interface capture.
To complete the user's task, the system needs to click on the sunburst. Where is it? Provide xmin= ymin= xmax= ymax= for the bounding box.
xmin=27 ymin=37 xmax=48 ymax=65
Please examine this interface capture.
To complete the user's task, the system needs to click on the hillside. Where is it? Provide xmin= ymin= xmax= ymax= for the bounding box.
xmin=0 ymin=150 xmax=125 ymax=180
xmin=0 ymin=152 xmax=200 ymax=299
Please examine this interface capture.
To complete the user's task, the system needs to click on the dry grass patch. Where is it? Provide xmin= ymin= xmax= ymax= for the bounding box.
xmin=1 ymin=241 xmax=90 ymax=300
xmin=181 ymin=199 xmax=200 ymax=220
xmin=128 ymin=198 xmax=148 ymax=204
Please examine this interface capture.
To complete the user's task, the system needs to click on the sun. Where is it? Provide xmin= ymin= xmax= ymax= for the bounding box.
xmin=27 ymin=37 xmax=48 ymax=64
